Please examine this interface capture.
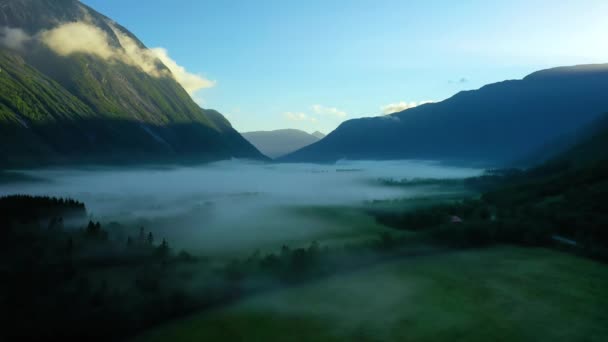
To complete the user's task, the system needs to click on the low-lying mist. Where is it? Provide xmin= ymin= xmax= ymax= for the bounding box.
xmin=0 ymin=160 xmax=481 ymax=255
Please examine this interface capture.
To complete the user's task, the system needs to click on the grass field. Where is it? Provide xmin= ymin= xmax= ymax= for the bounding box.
xmin=133 ymin=246 xmax=608 ymax=342
xmin=130 ymin=204 xmax=412 ymax=260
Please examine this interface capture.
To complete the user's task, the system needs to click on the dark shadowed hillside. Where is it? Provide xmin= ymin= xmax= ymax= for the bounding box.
xmin=519 ymin=113 xmax=608 ymax=166
xmin=281 ymin=64 xmax=608 ymax=165
xmin=547 ymin=113 xmax=608 ymax=165
xmin=0 ymin=0 xmax=265 ymax=167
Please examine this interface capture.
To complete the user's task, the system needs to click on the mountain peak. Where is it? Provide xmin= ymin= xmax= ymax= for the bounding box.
xmin=524 ymin=63 xmax=608 ymax=81
xmin=281 ymin=63 xmax=608 ymax=164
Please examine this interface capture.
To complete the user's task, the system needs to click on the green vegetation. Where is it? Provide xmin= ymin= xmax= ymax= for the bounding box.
xmin=134 ymin=247 xmax=608 ymax=342
xmin=0 ymin=195 xmax=417 ymax=341
xmin=0 ymin=195 xmax=201 ymax=341
xmin=370 ymin=160 xmax=608 ymax=260
xmin=522 ymin=113 xmax=608 ymax=166
xmin=0 ymin=194 xmax=85 ymax=222
xmin=2 ymin=3 xmax=608 ymax=341
xmin=3 ymin=152 xmax=608 ymax=341
xmin=1 ymin=29 xmax=606 ymax=342
xmin=0 ymin=0 xmax=265 ymax=168
xmin=4 ymin=150 xmax=607 ymax=341
xmin=0 ymin=49 xmax=264 ymax=168
xmin=3 ymin=107 xmax=607 ymax=340
xmin=379 ymin=177 xmax=464 ymax=187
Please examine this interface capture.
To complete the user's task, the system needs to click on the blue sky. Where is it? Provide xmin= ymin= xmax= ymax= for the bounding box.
xmin=82 ymin=0 xmax=608 ymax=133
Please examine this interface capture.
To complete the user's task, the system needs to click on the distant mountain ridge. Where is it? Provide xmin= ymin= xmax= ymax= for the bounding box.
xmin=281 ymin=64 xmax=608 ymax=166
xmin=241 ymin=129 xmax=322 ymax=159
xmin=311 ymin=131 xmax=326 ymax=139
xmin=0 ymin=0 xmax=265 ymax=167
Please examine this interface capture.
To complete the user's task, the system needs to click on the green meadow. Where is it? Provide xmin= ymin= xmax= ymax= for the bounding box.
xmin=134 ymin=247 xmax=608 ymax=342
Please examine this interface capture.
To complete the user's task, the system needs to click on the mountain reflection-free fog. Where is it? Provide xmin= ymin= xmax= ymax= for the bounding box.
xmin=1 ymin=160 xmax=480 ymax=254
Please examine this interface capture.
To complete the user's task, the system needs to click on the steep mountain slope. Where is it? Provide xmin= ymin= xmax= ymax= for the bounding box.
xmin=550 ymin=113 xmax=608 ymax=164
xmin=519 ymin=112 xmax=608 ymax=166
xmin=241 ymin=129 xmax=321 ymax=159
xmin=281 ymin=64 xmax=608 ymax=165
xmin=0 ymin=0 xmax=265 ymax=167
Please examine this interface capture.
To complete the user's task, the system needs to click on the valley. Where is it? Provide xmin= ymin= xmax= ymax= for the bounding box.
xmin=1 ymin=1 xmax=607 ymax=341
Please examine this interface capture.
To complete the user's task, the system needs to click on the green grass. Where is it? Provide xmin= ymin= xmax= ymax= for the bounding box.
xmin=133 ymin=246 xmax=608 ymax=342
xmin=132 ymin=204 xmax=407 ymax=260
xmin=281 ymin=205 xmax=412 ymax=246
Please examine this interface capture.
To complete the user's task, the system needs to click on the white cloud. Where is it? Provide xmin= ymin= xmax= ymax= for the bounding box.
xmin=380 ymin=100 xmax=434 ymax=115
xmin=282 ymin=104 xmax=347 ymax=130
xmin=40 ymin=22 xmax=116 ymax=60
xmin=112 ymin=26 xmax=164 ymax=76
xmin=284 ymin=112 xmax=318 ymax=123
xmin=38 ymin=21 xmax=214 ymax=96
xmin=150 ymin=47 xmax=215 ymax=95
xmin=0 ymin=27 xmax=32 ymax=50
xmin=312 ymin=104 xmax=347 ymax=118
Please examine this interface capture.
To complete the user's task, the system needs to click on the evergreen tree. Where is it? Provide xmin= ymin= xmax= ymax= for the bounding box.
xmin=66 ymin=237 xmax=74 ymax=256
xmin=157 ymin=239 xmax=170 ymax=259
xmin=48 ymin=217 xmax=57 ymax=230
xmin=138 ymin=227 xmax=145 ymax=244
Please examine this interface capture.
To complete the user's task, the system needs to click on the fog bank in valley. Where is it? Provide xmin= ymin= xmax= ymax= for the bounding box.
xmin=0 ymin=160 xmax=481 ymax=255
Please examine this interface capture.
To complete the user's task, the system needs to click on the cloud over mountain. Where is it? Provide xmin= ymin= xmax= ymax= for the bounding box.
xmin=381 ymin=101 xmax=434 ymax=115
xmin=0 ymin=27 xmax=32 ymax=50
xmin=150 ymin=47 xmax=216 ymax=95
xmin=38 ymin=21 xmax=214 ymax=96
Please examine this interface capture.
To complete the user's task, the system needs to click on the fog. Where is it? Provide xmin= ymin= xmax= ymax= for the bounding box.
xmin=1 ymin=160 xmax=481 ymax=255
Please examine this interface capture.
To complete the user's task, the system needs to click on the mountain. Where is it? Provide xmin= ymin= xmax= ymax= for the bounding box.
xmin=241 ymin=129 xmax=321 ymax=159
xmin=311 ymin=131 xmax=326 ymax=139
xmin=549 ymin=113 xmax=608 ymax=165
xmin=519 ymin=112 xmax=608 ymax=166
xmin=280 ymin=64 xmax=608 ymax=165
xmin=0 ymin=0 xmax=265 ymax=167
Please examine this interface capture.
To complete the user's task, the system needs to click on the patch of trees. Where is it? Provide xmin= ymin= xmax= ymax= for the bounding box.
xmin=0 ymin=197 xmax=197 ymax=342
xmin=0 ymin=194 xmax=86 ymax=223
xmin=223 ymin=241 xmax=328 ymax=286
xmin=3 ymin=153 xmax=607 ymax=342
xmin=0 ymin=195 xmax=424 ymax=342
xmin=372 ymin=199 xmax=493 ymax=232
xmin=379 ymin=177 xmax=464 ymax=187
xmin=371 ymin=159 xmax=608 ymax=261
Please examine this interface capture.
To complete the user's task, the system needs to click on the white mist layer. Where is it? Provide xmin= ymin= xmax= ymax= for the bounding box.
xmin=0 ymin=160 xmax=481 ymax=255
